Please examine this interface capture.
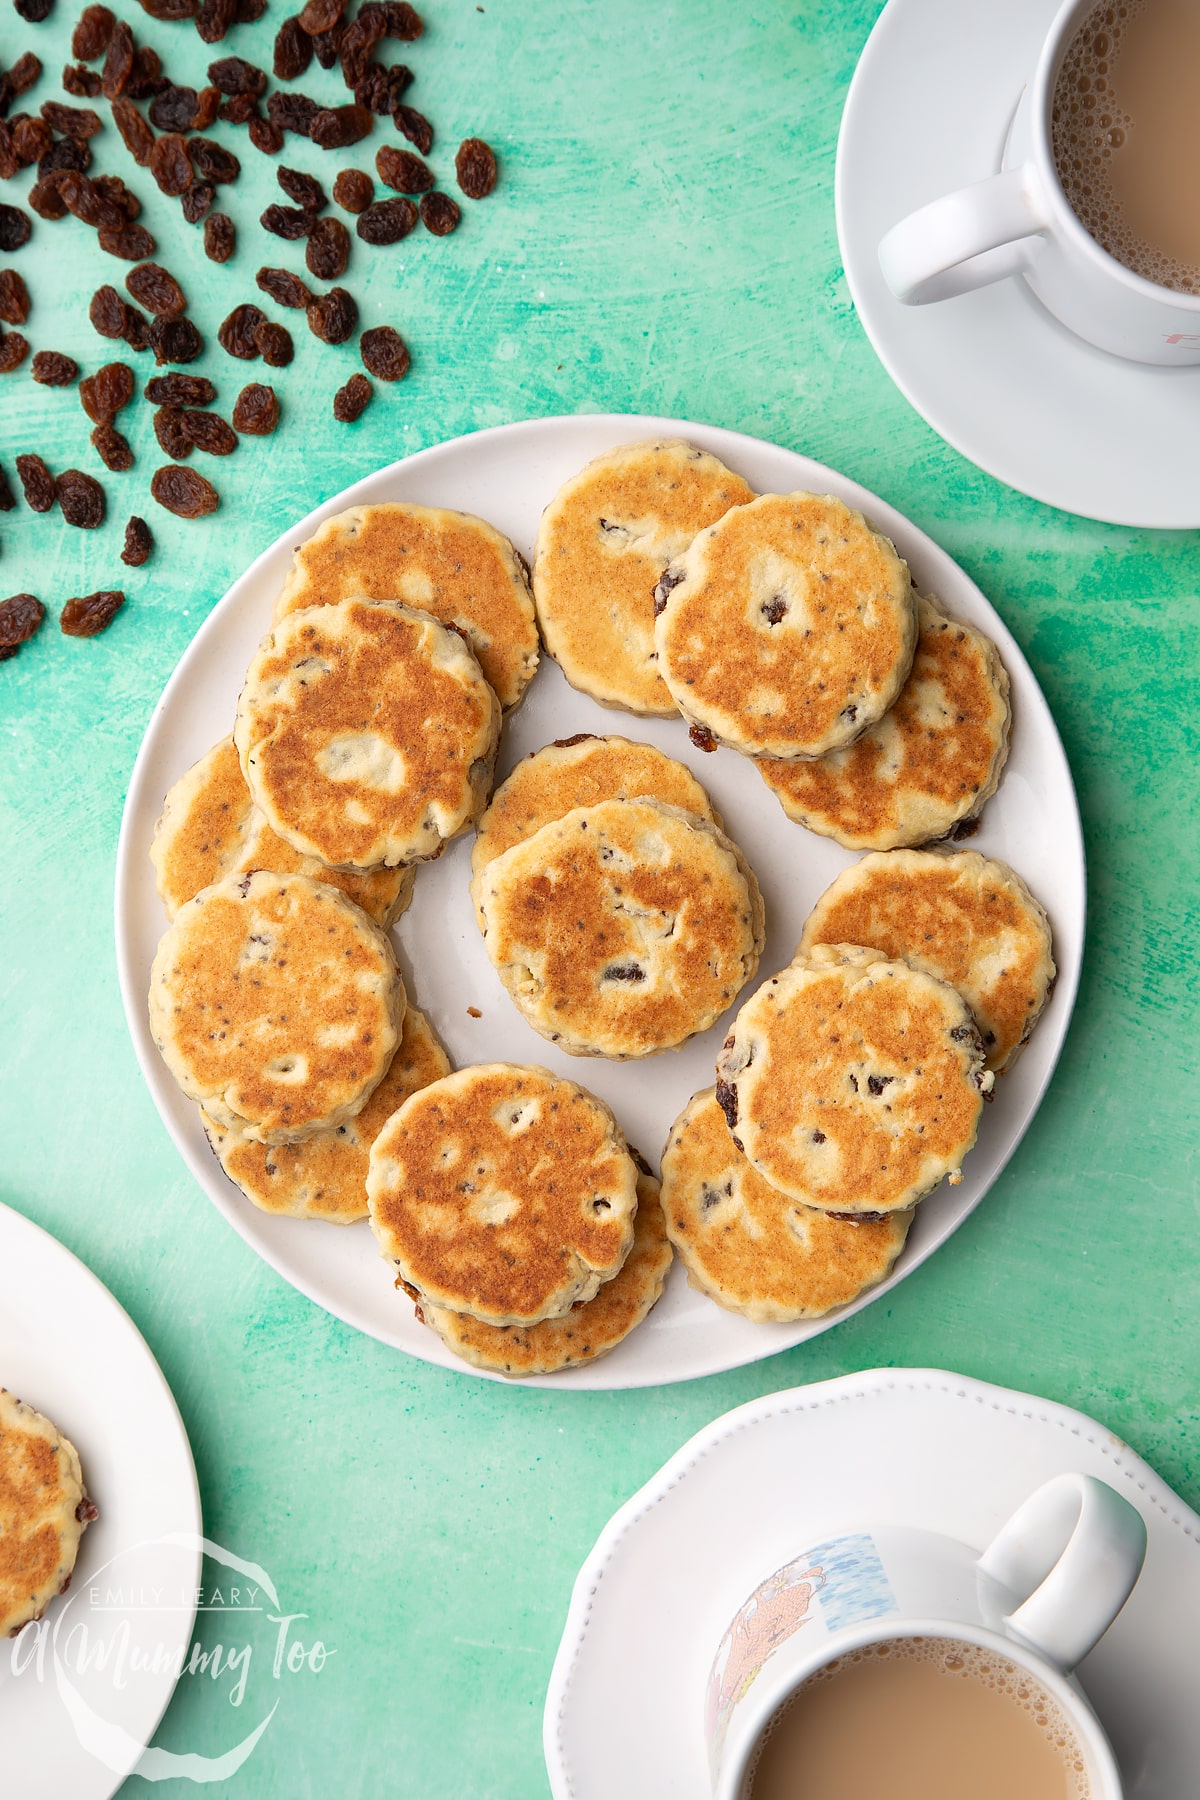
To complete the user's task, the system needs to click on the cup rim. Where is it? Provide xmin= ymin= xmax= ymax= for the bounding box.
xmin=716 ymin=1616 xmax=1123 ymax=1800
xmin=1029 ymin=0 xmax=1200 ymax=312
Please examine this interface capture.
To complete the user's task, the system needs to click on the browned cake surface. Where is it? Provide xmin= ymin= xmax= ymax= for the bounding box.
xmin=367 ymin=1064 xmax=639 ymax=1326
xmin=660 ymin=1089 xmax=912 ymax=1322
xmin=149 ymin=870 xmax=404 ymax=1143
xmin=532 ymin=439 xmax=755 ymax=715
xmin=715 ymin=944 xmax=990 ymax=1214
xmin=0 ymin=1388 xmax=92 ymax=1640
xmin=799 ymin=850 xmax=1055 ymax=1073
xmin=272 ymin=502 xmax=538 ymax=709
xmin=654 ymin=491 xmax=916 ymax=759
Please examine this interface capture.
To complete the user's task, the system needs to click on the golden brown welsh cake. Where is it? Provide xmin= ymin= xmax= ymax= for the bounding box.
xmin=758 ymin=596 xmax=1011 ymax=849
xmin=235 ymin=599 xmax=501 ymax=870
xmin=272 ymin=502 xmax=539 ymax=710
xmin=149 ymin=869 xmax=405 ymax=1144
xmin=1 ymin=1388 xmax=97 ymax=1639
xmin=473 ymin=798 xmax=764 ymax=1059
xmin=653 ymin=491 xmax=917 ymax=760
xmin=798 ymin=850 xmax=1054 ymax=1073
xmin=660 ymin=1090 xmax=912 ymax=1322
xmin=715 ymin=944 xmax=992 ymax=1215
xmin=367 ymin=1064 xmax=639 ymax=1326
xmin=532 ymin=439 xmax=755 ymax=716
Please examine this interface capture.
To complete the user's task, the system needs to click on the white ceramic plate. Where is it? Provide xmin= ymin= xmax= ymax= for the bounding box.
xmin=545 ymin=1368 xmax=1200 ymax=1798
xmin=0 ymin=1203 xmax=200 ymax=1800
xmin=837 ymin=0 xmax=1200 ymax=528
xmin=115 ymin=414 xmax=1083 ymax=1390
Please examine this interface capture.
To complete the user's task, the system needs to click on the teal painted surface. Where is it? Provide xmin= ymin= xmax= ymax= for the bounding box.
xmin=1 ymin=0 xmax=1197 ymax=1792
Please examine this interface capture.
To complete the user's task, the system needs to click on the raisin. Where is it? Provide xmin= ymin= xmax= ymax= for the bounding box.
xmin=305 ymin=285 xmax=356 ymax=343
xmin=375 ymin=145 xmax=430 ymax=194
xmin=80 ymin=360 xmax=133 ymax=421
xmin=231 ymin=380 xmax=277 ymax=433
xmin=310 ymin=104 xmax=372 ymax=149
xmin=73 ymin=5 xmax=115 ymax=59
xmin=193 ymin=84 xmax=220 ymax=129
xmin=267 ymin=90 xmax=319 ymax=135
xmin=151 ymin=464 xmax=217 ymax=516
xmin=57 ymin=467 xmax=106 ymax=527
xmin=0 ymin=593 xmax=44 ymax=652
xmin=355 ymin=62 xmax=411 ymax=115
xmin=12 ymin=116 xmax=53 ymax=164
xmin=419 ymin=190 xmax=459 ymax=236
xmin=208 ymin=55 xmax=265 ymax=95
xmin=254 ymin=319 xmax=293 ymax=365
xmin=137 ymin=0 xmax=196 ymax=17
xmin=93 ymin=173 xmax=139 ymax=217
xmin=90 ymin=422 xmax=133 ymax=469
xmin=0 ymin=207 xmax=32 ymax=251
xmin=181 ymin=181 xmax=214 ymax=223
xmin=64 ymin=64 xmax=103 ymax=96
xmin=273 ymin=16 xmax=312 ymax=79
xmin=61 ymin=589 xmax=124 ymax=635
xmin=0 ymin=127 xmax=17 ymax=182
xmin=333 ymin=370 xmax=370 ymax=420
xmin=297 ymin=0 xmax=346 ymax=33
xmin=28 ymin=176 xmax=67 ymax=219
xmin=332 ymin=168 xmax=371 ymax=213
xmin=217 ymin=91 xmax=255 ymax=124
xmin=148 ymin=314 xmax=202 ymax=363
xmin=1 ymin=53 xmax=42 ymax=112
xmin=0 ymin=269 xmax=30 ymax=324
xmin=17 ymin=453 xmax=55 ymax=510
xmin=15 ymin=0 xmax=54 ymax=21
xmin=218 ymin=302 xmax=265 ymax=358
xmin=153 ymin=404 xmax=191 ymax=457
xmin=337 ymin=14 xmax=385 ymax=85
xmin=32 ymin=350 xmax=78 ymax=385
xmin=360 ymin=323 xmax=408 ymax=381
xmin=100 ymin=20 xmax=134 ymax=99
xmin=89 ymin=284 xmax=127 ymax=338
xmin=124 ymin=45 xmax=165 ymax=99
xmin=0 ymin=464 xmax=14 ymax=509
xmin=121 ymin=514 xmax=152 ymax=564
xmin=183 ymin=407 xmax=237 ymax=453
xmin=0 ymin=332 xmax=30 ymax=371
xmin=122 ymin=303 xmax=150 ymax=350
xmin=40 ymin=100 xmax=102 ymax=137
xmin=145 ymin=371 xmax=214 ymax=404
xmin=98 ymin=220 xmax=156 ymax=260
xmin=394 ymin=103 xmax=430 ymax=153
xmin=380 ymin=1 xmax=421 ymax=38
xmin=305 ymin=214 xmax=349 ymax=279
xmin=237 ymin=0 xmax=266 ymax=22
xmin=278 ymin=165 xmax=326 ymax=209
xmin=248 ymin=115 xmax=283 ymax=154
xmin=455 ymin=137 xmax=497 ymax=199
xmin=38 ymin=134 xmax=89 ymax=176
xmin=256 ymin=265 xmax=311 ymax=307
xmin=111 ymin=96 xmax=155 ymax=165
xmin=149 ymin=84 xmax=198 ymax=130
xmin=58 ymin=169 xmax=124 ymax=227
xmin=203 ymin=211 xmax=235 ymax=262
xmin=308 ymin=23 xmax=342 ymax=68
xmin=194 ymin=0 xmax=237 ymax=43
xmin=355 ymin=195 xmax=414 ymax=244
xmin=260 ymin=202 xmax=316 ymax=239
xmin=150 ymin=133 xmax=192 ymax=197
xmin=190 ymin=137 xmax=239 ymax=184
xmin=125 ymin=261 xmax=184 ymax=316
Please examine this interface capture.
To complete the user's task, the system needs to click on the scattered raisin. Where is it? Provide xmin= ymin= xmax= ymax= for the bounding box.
xmin=455 ymin=136 xmax=497 ymax=199
xmin=337 ymin=13 xmax=385 ymax=85
xmin=354 ymin=61 xmax=411 ymax=115
xmin=145 ymin=372 xmax=215 ymax=404
xmin=278 ymin=164 xmax=326 ymax=209
xmin=61 ymin=589 xmax=124 ymax=636
xmin=355 ymin=194 xmax=414 ymax=244
xmin=126 ymin=261 xmax=184 ymax=316
xmin=207 ymin=55 xmax=266 ymax=95
xmin=190 ymin=137 xmax=239 ymax=184
xmin=203 ymin=211 xmax=235 ymax=263
xmin=267 ymin=90 xmax=320 ymax=135
xmin=99 ymin=20 xmax=134 ymax=99
xmin=181 ymin=181 xmax=214 ymax=223
xmin=150 ymin=133 xmax=192 ymax=197
xmin=28 ymin=175 xmax=68 ymax=218
xmin=98 ymin=220 xmax=157 ymax=260
xmin=17 ymin=453 xmax=55 ymax=510
xmin=380 ymin=1 xmax=421 ymax=39
xmin=38 ymin=134 xmax=89 ymax=176
xmin=149 ymin=84 xmax=199 ymax=131
xmin=122 ymin=303 xmax=150 ymax=350
xmin=151 ymin=464 xmax=218 ymax=516
xmin=231 ymin=380 xmax=277 ymax=433
xmin=332 ymin=167 xmax=371 ymax=212
xmin=237 ymin=0 xmax=266 ymax=21
xmin=0 ymin=206 xmax=32 ymax=251
xmin=153 ymin=404 xmax=191 ymax=457
xmin=193 ymin=84 xmax=220 ymax=129
xmin=1 ymin=52 xmax=43 ymax=111
xmin=63 ymin=64 xmax=103 ymax=96
xmin=419 ymin=190 xmax=459 ymax=235
xmin=89 ymin=285 xmax=128 ymax=338
xmin=308 ymin=22 xmax=343 ymax=68
xmin=376 ymin=144 xmax=429 ymax=192
xmin=90 ymin=422 xmax=133 ymax=469
xmin=248 ymin=115 xmax=283 ymax=154
xmin=310 ymin=103 xmax=372 ymax=150
xmin=305 ymin=213 xmax=349 ymax=279
xmin=260 ymin=202 xmax=316 ymax=239
xmin=93 ymin=173 xmax=139 ymax=217
xmin=0 ymin=593 xmax=44 ymax=655
xmin=360 ymin=323 xmax=408 ymax=381
xmin=217 ymin=91 xmax=256 ymax=124
xmin=121 ymin=514 xmax=152 ymax=564
xmin=218 ymin=302 xmax=266 ymax=358
xmin=12 ymin=116 xmax=53 ymax=165
xmin=32 ymin=349 xmax=78 ymax=385
xmin=305 ymin=285 xmax=356 ymax=342
xmin=297 ymin=0 xmax=347 ymax=34
xmin=273 ymin=16 xmax=312 ymax=79
xmin=195 ymin=0 xmax=237 ymax=43
xmin=0 ymin=464 xmax=13 ymax=510
xmin=57 ymin=169 xmax=124 ymax=227
xmin=183 ymin=407 xmax=237 ymax=453
xmin=148 ymin=314 xmax=202 ymax=363
xmin=0 ymin=269 xmax=30 ymax=324
xmin=41 ymin=100 xmax=103 ymax=137
xmin=333 ymin=370 xmax=370 ymax=420
xmin=124 ymin=44 xmax=165 ymax=98
xmin=394 ymin=103 xmax=431 ymax=153
xmin=56 ymin=467 xmax=106 ymax=527
xmin=79 ymin=360 xmax=133 ymax=421
xmin=0 ymin=332 xmax=30 ymax=371
xmin=111 ymin=97 xmax=155 ymax=165
xmin=256 ymin=265 xmax=311 ymax=307
xmin=73 ymin=5 xmax=115 ymax=59
xmin=254 ymin=319 xmax=294 ymax=365
xmin=15 ymin=0 xmax=55 ymax=23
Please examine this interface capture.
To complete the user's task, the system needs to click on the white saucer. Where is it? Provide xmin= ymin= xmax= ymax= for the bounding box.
xmin=545 ymin=1368 xmax=1200 ymax=1798
xmin=836 ymin=0 xmax=1200 ymax=528
xmin=0 ymin=1203 xmax=200 ymax=1800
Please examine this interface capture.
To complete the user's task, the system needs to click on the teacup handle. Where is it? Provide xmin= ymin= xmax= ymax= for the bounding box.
xmin=878 ymin=165 xmax=1051 ymax=305
xmin=977 ymin=1472 xmax=1147 ymax=1673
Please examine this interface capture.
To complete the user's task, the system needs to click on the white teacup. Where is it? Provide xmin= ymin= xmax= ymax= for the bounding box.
xmin=877 ymin=0 xmax=1200 ymax=364
xmin=705 ymin=1470 xmax=1146 ymax=1799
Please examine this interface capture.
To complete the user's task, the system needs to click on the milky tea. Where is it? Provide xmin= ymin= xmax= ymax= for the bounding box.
xmin=746 ymin=1635 xmax=1090 ymax=1800
xmin=1052 ymin=0 xmax=1200 ymax=290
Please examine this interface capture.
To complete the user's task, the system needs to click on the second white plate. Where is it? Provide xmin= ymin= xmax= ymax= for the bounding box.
xmin=115 ymin=413 xmax=1084 ymax=1389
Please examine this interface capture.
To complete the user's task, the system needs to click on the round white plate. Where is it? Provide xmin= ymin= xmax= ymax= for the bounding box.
xmin=545 ymin=1368 xmax=1200 ymax=1798
xmin=0 ymin=1203 xmax=200 ymax=1800
xmin=836 ymin=0 xmax=1200 ymax=528
xmin=115 ymin=413 xmax=1083 ymax=1390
